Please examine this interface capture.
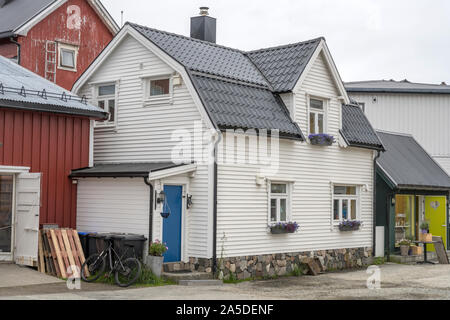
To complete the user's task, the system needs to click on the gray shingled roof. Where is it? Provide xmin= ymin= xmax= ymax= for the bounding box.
xmin=0 ymin=56 xmax=106 ymax=118
xmin=376 ymin=131 xmax=450 ymax=189
xmin=345 ymin=79 xmax=450 ymax=94
xmin=70 ymin=162 xmax=183 ymax=177
xmin=247 ymin=39 xmax=322 ymax=92
xmin=128 ymin=22 xmax=380 ymax=146
xmin=0 ymin=0 xmax=55 ymax=38
xmin=131 ymin=23 xmax=268 ymax=87
xmin=341 ymin=104 xmax=384 ymax=150
xmin=191 ymin=73 xmax=302 ymax=138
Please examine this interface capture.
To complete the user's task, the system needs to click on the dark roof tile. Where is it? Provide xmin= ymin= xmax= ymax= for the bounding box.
xmin=341 ymin=104 xmax=384 ymax=150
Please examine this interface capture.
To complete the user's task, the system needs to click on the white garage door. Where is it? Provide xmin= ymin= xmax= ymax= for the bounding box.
xmin=76 ymin=178 xmax=150 ymax=237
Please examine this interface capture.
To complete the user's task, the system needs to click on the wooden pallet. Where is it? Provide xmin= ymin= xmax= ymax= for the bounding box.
xmin=38 ymin=228 xmax=88 ymax=279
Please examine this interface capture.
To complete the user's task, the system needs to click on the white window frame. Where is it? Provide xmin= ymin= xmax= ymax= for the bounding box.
xmin=332 ymin=184 xmax=360 ymax=224
xmin=308 ymin=96 xmax=327 ymax=135
xmin=57 ymin=42 xmax=78 ymax=72
xmin=94 ymin=82 xmax=118 ymax=128
xmin=268 ymin=181 xmax=292 ymax=224
xmin=143 ymin=75 xmax=173 ymax=106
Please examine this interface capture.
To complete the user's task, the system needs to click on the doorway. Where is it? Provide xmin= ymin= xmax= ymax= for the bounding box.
xmin=425 ymin=196 xmax=447 ymax=251
xmin=0 ymin=175 xmax=14 ymax=257
xmin=162 ymin=185 xmax=183 ymax=263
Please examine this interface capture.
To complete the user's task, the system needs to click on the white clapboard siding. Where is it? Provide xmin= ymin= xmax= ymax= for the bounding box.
xmin=216 ymin=52 xmax=374 ymax=258
xmin=76 ymin=178 xmax=150 ymax=236
xmin=349 ymin=92 xmax=450 ymax=174
xmin=77 ymin=34 xmax=212 ymax=258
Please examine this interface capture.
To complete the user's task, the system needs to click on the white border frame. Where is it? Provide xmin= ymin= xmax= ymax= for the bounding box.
xmin=93 ymin=81 xmax=119 ymax=129
xmin=57 ymin=42 xmax=79 ymax=72
xmin=267 ymin=180 xmax=293 ymax=226
xmin=331 ymin=183 xmax=362 ymax=229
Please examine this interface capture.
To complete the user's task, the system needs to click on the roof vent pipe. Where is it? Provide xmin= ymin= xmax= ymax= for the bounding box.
xmin=190 ymin=6 xmax=216 ymax=43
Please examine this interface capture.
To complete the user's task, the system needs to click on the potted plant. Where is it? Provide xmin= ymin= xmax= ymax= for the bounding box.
xmin=338 ymin=220 xmax=362 ymax=232
xmin=269 ymin=222 xmax=299 ymax=234
xmin=145 ymin=239 xmax=168 ymax=277
xmin=419 ymin=221 xmax=432 ymax=242
xmin=397 ymin=239 xmax=411 ymax=256
xmin=308 ymin=133 xmax=335 ymax=146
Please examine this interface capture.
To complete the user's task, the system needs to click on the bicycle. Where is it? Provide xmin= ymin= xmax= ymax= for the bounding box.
xmin=81 ymin=236 xmax=142 ymax=287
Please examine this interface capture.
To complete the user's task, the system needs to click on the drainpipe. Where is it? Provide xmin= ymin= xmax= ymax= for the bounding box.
xmin=212 ymin=131 xmax=222 ymax=275
xmin=386 ymin=192 xmax=394 ymax=261
xmin=9 ymin=37 xmax=21 ymax=65
xmin=373 ymin=150 xmax=381 ymax=257
xmin=144 ymin=177 xmax=154 ymax=244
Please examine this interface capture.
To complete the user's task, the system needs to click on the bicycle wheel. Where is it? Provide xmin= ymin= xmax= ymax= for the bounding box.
xmin=81 ymin=254 xmax=106 ymax=282
xmin=114 ymin=257 xmax=142 ymax=287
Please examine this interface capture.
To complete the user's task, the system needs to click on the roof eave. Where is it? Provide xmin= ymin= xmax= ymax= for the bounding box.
xmin=0 ymin=99 xmax=108 ymax=120
xmin=346 ymin=88 xmax=450 ymax=95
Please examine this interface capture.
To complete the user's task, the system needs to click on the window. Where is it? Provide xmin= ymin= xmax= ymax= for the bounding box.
xmin=96 ymin=84 xmax=116 ymax=125
xmin=309 ymin=98 xmax=325 ymax=134
xmin=150 ymin=79 xmax=170 ymax=96
xmin=58 ymin=43 xmax=78 ymax=71
xmin=333 ymin=185 xmax=359 ymax=221
xmin=269 ymin=182 xmax=290 ymax=223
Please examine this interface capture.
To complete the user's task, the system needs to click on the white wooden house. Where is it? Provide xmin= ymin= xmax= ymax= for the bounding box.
xmin=71 ymin=8 xmax=384 ymax=278
xmin=346 ymin=80 xmax=450 ymax=175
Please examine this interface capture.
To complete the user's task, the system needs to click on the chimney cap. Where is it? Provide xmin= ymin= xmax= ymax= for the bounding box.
xmin=199 ymin=6 xmax=209 ymax=16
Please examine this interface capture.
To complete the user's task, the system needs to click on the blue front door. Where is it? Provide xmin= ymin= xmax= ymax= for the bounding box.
xmin=162 ymin=185 xmax=183 ymax=262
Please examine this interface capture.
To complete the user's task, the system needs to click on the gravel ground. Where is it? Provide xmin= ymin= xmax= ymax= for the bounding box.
xmin=2 ymin=262 xmax=450 ymax=300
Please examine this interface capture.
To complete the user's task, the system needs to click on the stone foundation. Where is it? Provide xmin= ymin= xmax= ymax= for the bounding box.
xmin=177 ymin=247 xmax=373 ymax=280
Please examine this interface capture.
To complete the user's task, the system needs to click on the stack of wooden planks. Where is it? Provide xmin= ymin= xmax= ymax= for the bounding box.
xmin=38 ymin=229 xmax=89 ymax=279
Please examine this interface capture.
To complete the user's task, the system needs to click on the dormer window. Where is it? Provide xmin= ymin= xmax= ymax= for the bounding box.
xmin=309 ymin=98 xmax=325 ymax=134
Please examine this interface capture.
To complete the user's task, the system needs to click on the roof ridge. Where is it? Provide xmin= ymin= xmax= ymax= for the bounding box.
xmin=346 ymin=79 xmax=450 ymax=87
xmin=246 ymin=37 xmax=324 ymax=54
xmin=127 ymin=21 xmax=245 ymax=54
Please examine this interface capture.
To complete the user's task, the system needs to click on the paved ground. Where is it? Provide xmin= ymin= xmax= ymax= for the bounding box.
xmin=1 ymin=262 xmax=450 ymax=300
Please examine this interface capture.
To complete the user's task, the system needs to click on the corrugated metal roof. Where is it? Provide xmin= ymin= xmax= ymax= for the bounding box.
xmin=341 ymin=104 xmax=384 ymax=150
xmin=70 ymin=162 xmax=182 ymax=177
xmin=345 ymin=79 xmax=450 ymax=94
xmin=376 ymin=131 xmax=450 ymax=189
xmin=246 ymin=39 xmax=322 ymax=92
xmin=0 ymin=56 xmax=106 ymax=118
xmin=0 ymin=0 xmax=56 ymax=38
xmin=191 ymin=73 xmax=303 ymax=139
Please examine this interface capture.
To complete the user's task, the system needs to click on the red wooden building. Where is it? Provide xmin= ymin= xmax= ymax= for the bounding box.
xmin=0 ymin=0 xmax=118 ymax=90
xmin=0 ymin=55 xmax=106 ymax=265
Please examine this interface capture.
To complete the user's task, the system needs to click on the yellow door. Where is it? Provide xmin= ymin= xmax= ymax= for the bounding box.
xmin=424 ymin=196 xmax=447 ymax=252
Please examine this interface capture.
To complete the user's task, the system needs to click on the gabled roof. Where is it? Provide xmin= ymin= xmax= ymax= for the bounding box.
xmin=246 ymin=39 xmax=322 ymax=92
xmin=76 ymin=22 xmax=380 ymax=145
xmin=130 ymin=22 xmax=303 ymax=139
xmin=345 ymin=79 xmax=450 ymax=94
xmin=376 ymin=131 xmax=450 ymax=190
xmin=0 ymin=0 xmax=119 ymax=39
xmin=341 ymin=104 xmax=384 ymax=150
xmin=0 ymin=56 xmax=106 ymax=118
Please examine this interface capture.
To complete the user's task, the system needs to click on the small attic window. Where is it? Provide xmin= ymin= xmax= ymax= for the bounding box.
xmin=150 ymin=78 xmax=170 ymax=96
xmin=58 ymin=43 xmax=78 ymax=71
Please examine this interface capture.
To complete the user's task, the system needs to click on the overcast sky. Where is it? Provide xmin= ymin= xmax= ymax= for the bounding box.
xmin=102 ymin=0 xmax=450 ymax=84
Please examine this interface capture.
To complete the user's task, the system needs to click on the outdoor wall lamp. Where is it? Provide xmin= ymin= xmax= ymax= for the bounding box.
xmin=391 ymin=197 xmax=396 ymax=206
xmin=156 ymin=190 xmax=166 ymax=205
xmin=186 ymin=194 xmax=193 ymax=209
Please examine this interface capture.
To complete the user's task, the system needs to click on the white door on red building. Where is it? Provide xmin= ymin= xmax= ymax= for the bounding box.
xmin=14 ymin=172 xmax=41 ymax=266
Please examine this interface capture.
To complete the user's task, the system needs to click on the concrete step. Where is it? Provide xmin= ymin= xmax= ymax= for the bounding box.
xmin=179 ymin=279 xmax=223 ymax=286
xmin=162 ymin=271 xmax=213 ymax=283
xmin=163 ymin=262 xmax=191 ymax=273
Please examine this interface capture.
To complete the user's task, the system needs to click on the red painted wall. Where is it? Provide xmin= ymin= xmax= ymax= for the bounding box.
xmin=7 ymin=0 xmax=114 ymax=90
xmin=0 ymin=108 xmax=90 ymax=228
xmin=0 ymin=39 xmax=17 ymax=59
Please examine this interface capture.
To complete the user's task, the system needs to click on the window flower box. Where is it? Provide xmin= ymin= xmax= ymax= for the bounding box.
xmin=269 ymin=222 xmax=299 ymax=234
xmin=308 ymin=134 xmax=335 ymax=146
xmin=338 ymin=220 xmax=362 ymax=232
